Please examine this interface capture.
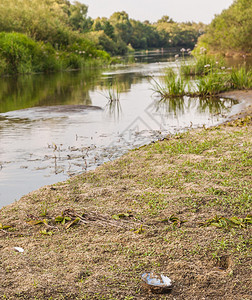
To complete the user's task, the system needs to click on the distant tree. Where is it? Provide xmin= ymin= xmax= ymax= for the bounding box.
xmin=109 ymin=11 xmax=133 ymax=45
xmin=157 ymin=15 xmax=175 ymax=24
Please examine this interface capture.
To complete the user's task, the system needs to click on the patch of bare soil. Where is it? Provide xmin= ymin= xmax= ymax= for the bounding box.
xmin=0 ymin=91 xmax=251 ymax=300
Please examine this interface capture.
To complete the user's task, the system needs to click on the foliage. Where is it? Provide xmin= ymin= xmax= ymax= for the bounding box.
xmin=197 ymin=0 xmax=252 ymax=54
xmin=0 ymin=0 xmax=111 ymax=74
xmin=200 ymin=215 xmax=252 ymax=229
xmin=196 ymin=70 xmax=230 ymax=96
xmin=151 ymin=68 xmax=188 ymax=98
xmin=0 ymin=32 xmax=110 ymax=75
xmin=154 ymin=20 xmax=205 ymax=49
xmin=230 ymin=67 xmax=252 ymax=89
xmin=152 ymin=54 xmax=252 ymax=98
xmin=0 ymin=0 xmax=205 ymax=73
xmin=0 ymin=32 xmax=60 ymax=74
xmin=90 ymin=12 xmax=205 ymax=54
xmin=181 ymin=52 xmax=226 ymax=76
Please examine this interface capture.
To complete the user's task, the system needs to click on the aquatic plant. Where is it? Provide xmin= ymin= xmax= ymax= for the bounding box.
xmin=103 ymin=81 xmax=121 ymax=102
xmin=196 ymin=70 xmax=230 ymax=96
xmin=229 ymin=67 xmax=252 ymax=90
xmin=151 ymin=68 xmax=189 ymax=98
xmin=180 ymin=53 xmax=226 ymax=76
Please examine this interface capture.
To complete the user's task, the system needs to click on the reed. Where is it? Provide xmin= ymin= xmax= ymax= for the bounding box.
xmin=230 ymin=67 xmax=252 ymax=90
xmin=180 ymin=54 xmax=226 ymax=76
xmin=196 ymin=71 xmax=230 ymax=96
xmin=151 ymin=68 xmax=188 ymax=98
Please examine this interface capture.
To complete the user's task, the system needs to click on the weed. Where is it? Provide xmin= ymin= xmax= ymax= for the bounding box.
xmin=200 ymin=215 xmax=252 ymax=229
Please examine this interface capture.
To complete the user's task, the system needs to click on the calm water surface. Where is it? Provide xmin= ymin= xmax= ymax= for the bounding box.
xmin=0 ymin=51 xmax=241 ymax=207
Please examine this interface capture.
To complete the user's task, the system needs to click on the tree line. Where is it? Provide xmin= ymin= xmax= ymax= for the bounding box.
xmin=0 ymin=0 xmax=205 ymax=74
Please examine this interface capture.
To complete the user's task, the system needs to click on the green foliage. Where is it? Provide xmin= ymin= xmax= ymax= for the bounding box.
xmin=154 ymin=20 xmax=205 ymax=48
xmin=181 ymin=52 xmax=226 ymax=76
xmin=197 ymin=0 xmax=252 ymax=54
xmin=196 ymin=70 xmax=230 ymax=96
xmin=230 ymin=67 xmax=252 ymax=89
xmin=55 ymin=215 xmax=72 ymax=225
xmin=151 ymin=68 xmax=188 ymax=98
xmin=0 ymin=223 xmax=13 ymax=230
xmin=0 ymin=0 xmax=111 ymax=75
xmin=0 ymin=0 xmax=78 ymax=47
xmin=152 ymin=54 xmax=252 ymax=98
xmin=0 ymin=32 xmax=60 ymax=74
xmin=112 ymin=213 xmax=130 ymax=220
xmin=0 ymin=0 xmax=205 ymax=69
xmin=160 ymin=214 xmax=187 ymax=227
xmin=0 ymin=32 xmax=110 ymax=75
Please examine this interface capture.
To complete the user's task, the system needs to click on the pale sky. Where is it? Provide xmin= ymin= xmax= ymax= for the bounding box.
xmin=78 ymin=0 xmax=234 ymax=24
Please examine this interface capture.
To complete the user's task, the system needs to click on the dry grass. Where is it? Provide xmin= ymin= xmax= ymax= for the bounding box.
xmin=0 ymin=95 xmax=252 ymax=299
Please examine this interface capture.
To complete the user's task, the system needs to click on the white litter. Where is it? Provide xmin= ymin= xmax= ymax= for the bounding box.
xmin=161 ymin=275 xmax=172 ymax=287
xmin=13 ymin=247 xmax=24 ymax=253
xmin=142 ymin=272 xmax=172 ymax=287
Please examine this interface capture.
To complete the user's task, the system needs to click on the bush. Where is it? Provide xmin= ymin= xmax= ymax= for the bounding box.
xmin=0 ymin=32 xmax=60 ymax=74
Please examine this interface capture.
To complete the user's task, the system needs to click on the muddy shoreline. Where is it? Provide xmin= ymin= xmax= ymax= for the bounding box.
xmin=219 ymin=89 xmax=252 ymax=120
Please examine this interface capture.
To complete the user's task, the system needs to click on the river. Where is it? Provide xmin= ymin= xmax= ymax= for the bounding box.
xmin=0 ymin=50 xmax=241 ymax=207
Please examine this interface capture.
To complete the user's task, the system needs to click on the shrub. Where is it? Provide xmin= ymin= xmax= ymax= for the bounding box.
xmin=0 ymin=32 xmax=60 ymax=74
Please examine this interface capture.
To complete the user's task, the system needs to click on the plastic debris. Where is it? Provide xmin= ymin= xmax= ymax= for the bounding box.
xmin=141 ymin=272 xmax=172 ymax=294
xmin=13 ymin=247 xmax=24 ymax=253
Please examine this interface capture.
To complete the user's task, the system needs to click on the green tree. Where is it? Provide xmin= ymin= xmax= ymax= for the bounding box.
xmin=109 ymin=11 xmax=133 ymax=45
xmin=68 ymin=1 xmax=93 ymax=32
xmin=198 ymin=0 xmax=252 ymax=54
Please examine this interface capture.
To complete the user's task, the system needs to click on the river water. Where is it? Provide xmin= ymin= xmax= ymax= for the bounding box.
xmin=0 ymin=51 xmax=240 ymax=207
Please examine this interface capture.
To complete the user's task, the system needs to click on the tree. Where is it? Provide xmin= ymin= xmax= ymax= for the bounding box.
xmin=198 ymin=0 xmax=252 ymax=54
xmin=109 ymin=11 xmax=133 ymax=45
xmin=68 ymin=1 xmax=93 ymax=32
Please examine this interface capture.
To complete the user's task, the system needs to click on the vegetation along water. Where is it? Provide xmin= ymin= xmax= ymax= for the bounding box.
xmin=0 ymin=0 xmax=251 ymax=299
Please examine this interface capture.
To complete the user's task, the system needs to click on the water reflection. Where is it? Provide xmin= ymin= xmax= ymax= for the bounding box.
xmin=154 ymin=96 xmax=238 ymax=118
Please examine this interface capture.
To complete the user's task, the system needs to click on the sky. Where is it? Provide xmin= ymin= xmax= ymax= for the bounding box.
xmin=77 ymin=0 xmax=234 ymax=24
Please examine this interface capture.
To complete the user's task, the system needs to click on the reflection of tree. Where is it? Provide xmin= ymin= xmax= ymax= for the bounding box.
xmin=0 ymin=69 xmax=102 ymax=113
xmin=154 ymin=96 xmax=238 ymax=117
xmin=154 ymin=97 xmax=185 ymax=117
xmin=97 ymin=72 xmax=145 ymax=93
xmin=195 ymin=97 xmax=238 ymax=115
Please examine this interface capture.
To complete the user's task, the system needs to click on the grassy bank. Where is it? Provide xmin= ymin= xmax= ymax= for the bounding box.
xmin=0 ymin=95 xmax=251 ymax=299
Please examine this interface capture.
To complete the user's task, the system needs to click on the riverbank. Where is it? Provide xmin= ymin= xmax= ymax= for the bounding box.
xmin=0 ymin=90 xmax=251 ymax=299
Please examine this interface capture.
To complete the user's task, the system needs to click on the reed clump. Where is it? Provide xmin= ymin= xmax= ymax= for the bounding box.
xmin=153 ymin=54 xmax=252 ymax=99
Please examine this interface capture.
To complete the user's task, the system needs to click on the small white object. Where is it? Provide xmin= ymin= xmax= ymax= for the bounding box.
xmin=142 ymin=272 xmax=172 ymax=287
xmin=14 ymin=247 xmax=24 ymax=253
xmin=161 ymin=275 xmax=172 ymax=287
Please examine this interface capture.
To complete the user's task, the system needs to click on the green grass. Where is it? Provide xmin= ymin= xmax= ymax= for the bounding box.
xmin=196 ymin=70 xmax=230 ymax=96
xmin=152 ymin=55 xmax=252 ymax=98
xmin=180 ymin=54 xmax=226 ymax=76
xmin=230 ymin=67 xmax=252 ymax=89
xmin=151 ymin=67 xmax=189 ymax=98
